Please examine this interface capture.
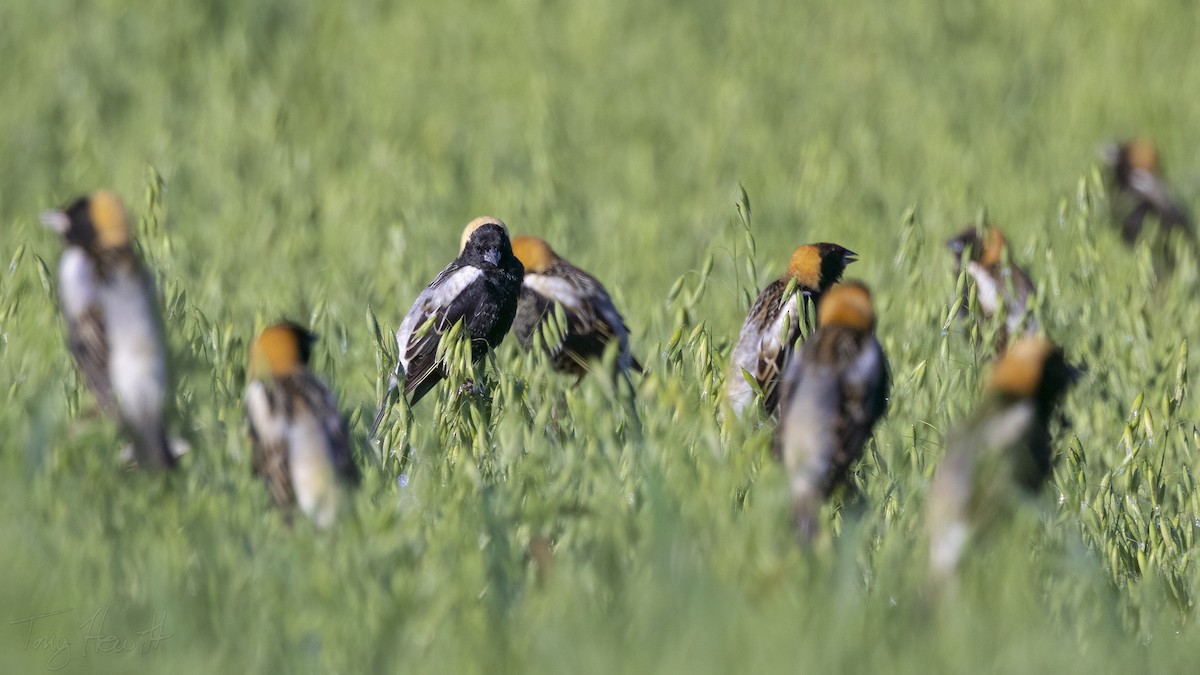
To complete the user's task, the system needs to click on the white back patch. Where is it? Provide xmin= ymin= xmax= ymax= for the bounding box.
xmin=395 ymin=266 xmax=483 ymax=371
xmin=58 ymin=248 xmax=98 ymax=320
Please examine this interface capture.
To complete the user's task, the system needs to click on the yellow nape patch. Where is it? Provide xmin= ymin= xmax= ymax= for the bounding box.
xmin=460 ymin=216 xmax=508 ymax=252
xmin=511 ymin=235 xmax=556 ymax=274
xmin=88 ymin=190 xmax=130 ymax=248
xmin=786 ymin=245 xmax=822 ymax=289
xmin=250 ymin=324 xmax=305 ymax=378
xmin=989 ymin=337 xmax=1056 ymax=397
xmin=818 ymin=282 xmax=874 ymax=330
xmin=979 ymin=226 xmax=1007 ymax=267
xmin=1126 ymin=138 xmax=1159 ymax=173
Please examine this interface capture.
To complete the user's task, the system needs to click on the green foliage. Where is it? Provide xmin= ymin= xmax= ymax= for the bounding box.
xmin=2 ymin=0 xmax=1199 ymax=672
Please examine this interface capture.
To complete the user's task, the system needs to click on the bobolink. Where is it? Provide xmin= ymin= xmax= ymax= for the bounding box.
xmin=775 ymin=281 xmax=889 ymax=542
xmin=510 ymin=235 xmax=642 ymax=379
xmin=1102 ymin=138 xmax=1192 ymax=244
xmin=371 ymin=217 xmax=523 ymax=433
xmin=927 ymin=337 xmax=1074 ymax=580
xmin=727 ymin=243 xmax=856 ymax=416
xmin=946 ymin=225 xmax=1037 ymax=348
xmin=246 ymin=322 xmax=358 ymax=528
xmin=41 ymin=190 xmax=176 ymax=468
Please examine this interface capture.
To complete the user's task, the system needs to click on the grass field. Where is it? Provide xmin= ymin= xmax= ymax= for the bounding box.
xmin=2 ymin=0 xmax=1199 ymax=671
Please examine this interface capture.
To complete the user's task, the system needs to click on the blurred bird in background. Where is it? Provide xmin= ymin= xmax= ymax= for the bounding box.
xmin=946 ymin=225 xmax=1037 ymax=350
xmin=41 ymin=190 xmax=177 ymax=469
xmin=927 ymin=337 xmax=1075 ymax=585
xmin=246 ymin=321 xmax=359 ymax=528
xmin=1101 ymin=138 xmax=1193 ymax=245
xmin=510 ymin=235 xmax=642 ymax=382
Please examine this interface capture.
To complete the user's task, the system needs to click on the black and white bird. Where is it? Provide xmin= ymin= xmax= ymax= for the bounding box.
xmin=945 ymin=225 xmax=1037 ymax=349
xmin=41 ymin=190 xmax=176 ymax=468
xmin=775 ymin=281 xmax=889 ymax=543
xmin=371 ymin=217 xmax=524 ymax=433
xmin=509 ymin=235 xmax=642 ymax=380
xmin=727 ymin=243 xmax=856 ymax=417
xmin=246 ymin=322 xmax=358 ymax=528
xmin=1102 ymin=138 xmax=1193 ymax=244
xmin=927 ymin=337 xmax=1074 ymax=583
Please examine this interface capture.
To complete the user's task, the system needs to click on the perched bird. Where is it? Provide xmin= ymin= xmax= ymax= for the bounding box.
xmin=509 ymin=235 xmax=642 ymax=380
xmin=945 ymin=225 xmax=1037 ymax=348
xmin=41 ymin=191 xmax=176 ymax=468
xmin=246 ymin=322 xmax=359 ymax=527
xmin=727 ymin=243 xmax=856 ymax=416
xmin=927 ymin=337 xmax=1074 ymax=583
xmin=1102 ymin=138 xmax=1192 ymax=244
xmin=775 ymin=281 xmax=889 ymax=543
xmin=371 ymin=217 xmax=524 ymax=433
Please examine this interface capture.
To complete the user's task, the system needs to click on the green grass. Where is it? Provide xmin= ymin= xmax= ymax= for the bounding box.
xmin=2 ymin=0 xmax=1200 ymax=671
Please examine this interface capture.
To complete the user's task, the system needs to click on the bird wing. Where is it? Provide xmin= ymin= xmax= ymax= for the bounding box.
xmin=396 ymin=264 xmax=484 ymax=400
xmin=774 ymin=344 xmax=840 ymax=484
xmin=834 ymin=334 xmax=890 ymax=476
xmin=58 ymin=249 xmax=116 ymax=415
xmin=1128 ymin=168 xmax=1183 ymax=218
xmin=245 ymin=380 xmax=296 ymax=511
xmin=294 ymin=372 xmax=359 ymax=484
xmin=525 ymin=268 xmax=637 ymax=372
xmin=729 ymin=280 xmax=801 ymax=414
xmin=68 ymin=305 xmax=115 ymax=415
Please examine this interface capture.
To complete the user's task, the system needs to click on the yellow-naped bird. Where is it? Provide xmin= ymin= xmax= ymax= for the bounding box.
xmin=1102 ymin=138 xmax=1193 ymax=244
xmin=372 ymin=217 xmax=524 ymax=433
xmin=927 ymin=337 xmax=1074 ymax=582
xmin=945 ymin=225 xmax=1037 ymax=349
xmin=510 ymin=235 xmax=641 ymax=379
xmin=727 ymin=243 xmax=856 ymax=416
xmin=246 ymin=322 xmax=358 ymax=527
xmin=41 ymin=191 xmax=176 ymax=468
xmin=775 ymin=281 xmax=889 ymax=543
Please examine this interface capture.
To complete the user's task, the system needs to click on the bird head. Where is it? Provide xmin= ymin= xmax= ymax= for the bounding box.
xmin=249 ymin=321 xmax=317 ymax=379
xmin=459 ymin=216 xmax=513 ymax=266
xmin=511 ymin=235 xmax=557 ymax=275
xmin=41 ymin=190 xmax=131 ymax=252
xmin=786 ymin=243 xmax=857 ymax=292
xmin=988 ymin=337 xmax=1074 ymax=405
xmin=1101 ymin=137 xmax=1162 ymax=182
xmin=816 ymin=281 xmax=875 ymax=331
xmin=1122 ymin=138 xmax=1160 ymax=174
xmin=946 ymin=225 xmax=1007 ymax=267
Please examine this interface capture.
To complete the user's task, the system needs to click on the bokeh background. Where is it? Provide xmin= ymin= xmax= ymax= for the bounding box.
xmin=1 ymin=0 xmax=1198 ymax=672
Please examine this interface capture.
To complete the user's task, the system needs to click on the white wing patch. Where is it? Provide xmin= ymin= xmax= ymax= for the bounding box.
xmin=524 ymin=274 xmax=586 ymax=312
xmin=980 ymin=400 xmax=1036 ymax=450
xmin=727 ymin=293 xmax=799 ymax=416
xmin=762 ymin=294 xmax=800 ymax=357
xmin=1128 ymin=168 xmax=1174 ymax=208
xmin=102 ymin=267 xmax=167 ymax=431
xmin=845 ymin=338 xmax=883 ymax=386
xmin=245 ymin=381 xmax=287 ymax=447
xmin=58 ymin=248 xmax=98 ymax=320
xmin=288 ymin=404 xmax=340 ymax=529
xmin=395 ymin=266 xmax=482 ymax=372
xmin=778 ymin=361 xmax=840 ymax=499
xmin=966 ymin=261 xmax=1000 ymax=315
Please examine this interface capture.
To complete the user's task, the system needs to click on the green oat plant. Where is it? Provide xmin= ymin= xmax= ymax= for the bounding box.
xmin=2 ymin=0 xmax=1200 ymax=672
